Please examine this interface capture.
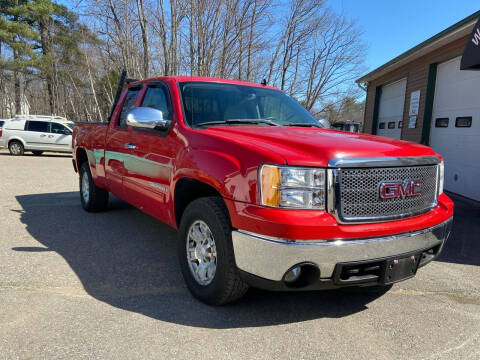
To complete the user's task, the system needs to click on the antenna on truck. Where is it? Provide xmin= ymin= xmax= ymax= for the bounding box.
xmin=107 ymin=69 xmax=127 ymax=123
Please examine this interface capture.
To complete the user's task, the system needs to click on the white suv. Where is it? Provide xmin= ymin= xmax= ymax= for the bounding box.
xmin=0 ymin=115 xmax=74 ymax=156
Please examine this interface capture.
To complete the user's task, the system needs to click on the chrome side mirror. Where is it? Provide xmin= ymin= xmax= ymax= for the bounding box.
xmin=126 ymin=107 xmax=171 ymax=130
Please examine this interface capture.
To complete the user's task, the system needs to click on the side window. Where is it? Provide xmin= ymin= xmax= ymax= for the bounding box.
xmin=51 ymin=123 xmax=71 ymax=135
xmin=26 ymin=121 xmax=50 ymax=132
xmin=141 ymin=85 xmax=172 ymax=120
xmin=118 ymin=88 xmax=141 ymax=128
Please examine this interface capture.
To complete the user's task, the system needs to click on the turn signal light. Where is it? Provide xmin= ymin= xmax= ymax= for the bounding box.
xmin=260 ymin=165 xmax=326 ymax=209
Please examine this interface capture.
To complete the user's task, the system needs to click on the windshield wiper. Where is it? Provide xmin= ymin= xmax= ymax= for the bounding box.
xmin=198 ymin=119 xmax=280 ymax=127
xmin=285 ymin=122 xmax=322 ymax=128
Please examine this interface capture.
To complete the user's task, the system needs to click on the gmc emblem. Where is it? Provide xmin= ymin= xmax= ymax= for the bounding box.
xmin=379 ymin=181 xmax=422 ymax=199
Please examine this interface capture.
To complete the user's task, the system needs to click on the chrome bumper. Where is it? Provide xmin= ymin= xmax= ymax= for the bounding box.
xmin=232 ymin=219 xmax=452 ymax=281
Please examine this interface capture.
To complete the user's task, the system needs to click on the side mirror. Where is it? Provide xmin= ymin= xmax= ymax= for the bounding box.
xmin=126 ymin=107 xmax=171 ymax=130
xmin=64 ymin=129 xmax=72 ymax=135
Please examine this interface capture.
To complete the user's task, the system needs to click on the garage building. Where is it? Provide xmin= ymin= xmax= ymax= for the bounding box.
xmin=357 ymin=10 xmax=480 ymax=201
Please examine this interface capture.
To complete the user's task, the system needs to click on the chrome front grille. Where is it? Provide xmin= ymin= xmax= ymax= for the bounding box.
xmin=331 ymin=165 xmax=439 ymax=223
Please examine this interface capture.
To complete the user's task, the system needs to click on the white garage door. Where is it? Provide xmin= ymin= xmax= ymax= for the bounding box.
xmin=430 ymin=56 xmax=480 ymax=201
xmin=377 ymin=78 xmax=406 ymax=139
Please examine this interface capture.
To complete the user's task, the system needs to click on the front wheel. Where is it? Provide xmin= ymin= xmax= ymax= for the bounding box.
xmin=79 ymin=162 xmax=109 ymax=212
xmin=177 ymin=197 xmax=248 ymax=305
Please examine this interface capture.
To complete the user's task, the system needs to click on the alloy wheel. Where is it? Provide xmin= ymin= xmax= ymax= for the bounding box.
xmin=186 ymin=220 xmax=217 ymax=286
xmin=81 ymin=171 xmax=90 ymax=204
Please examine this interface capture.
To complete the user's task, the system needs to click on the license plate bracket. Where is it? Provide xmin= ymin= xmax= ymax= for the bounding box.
xmin=382 ymin=253 xmax=421 ymax=284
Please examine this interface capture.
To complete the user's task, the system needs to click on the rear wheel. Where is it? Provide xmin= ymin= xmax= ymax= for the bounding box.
xmin=177 ymin=197 xmax=248 ymax=305
xmin=79 ymin=162 xmax=109 ymax=212
xmin=32 ymin=151 xmax=43 ymax=156
xmin=9 ymin=141 xmax=24 ymax=156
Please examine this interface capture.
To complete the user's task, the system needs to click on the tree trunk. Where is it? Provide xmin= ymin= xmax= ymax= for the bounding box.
xmin=12 ymin=48 xmax=21 ymax=115
xmin=38 ymin=15 xmax=56 ymax=115
xmin=169 ymin=0 xmax=178 ymax=75
xmin=246 ymin=0 xmax=257 ymax=81
xmin=136 ymin=0 xmax=150 ymax=78
xmin=11 ymin=11 xmax=22 ymax=115
xmin=189 ymin=0 xmax=195 ymax=75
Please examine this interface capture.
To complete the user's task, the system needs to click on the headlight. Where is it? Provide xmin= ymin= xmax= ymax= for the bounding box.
xmin=438 ymin=161 xmax=444 ymax=195
xmin=260 ymin=165 xmax=326 ymax=209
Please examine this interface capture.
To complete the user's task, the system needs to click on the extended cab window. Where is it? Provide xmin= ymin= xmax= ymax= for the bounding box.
xmin=141 ymin=84 xmax=172 ymax=120
xmin=118 ymin=87 xmax=141 ymax=128
xmin=26 ymin=121 xmax=50 ymax=132
xmin=51 ymin=123 xmax=71 ymax=135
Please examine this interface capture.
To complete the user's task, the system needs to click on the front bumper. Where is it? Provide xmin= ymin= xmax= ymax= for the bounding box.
xmin=232 ymin=218 xmax=452 ymax=287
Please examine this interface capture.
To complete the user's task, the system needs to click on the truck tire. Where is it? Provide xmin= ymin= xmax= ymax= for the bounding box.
xmin=9 ymin=141 xmax=24 ymax=156
xmin=32 ymin=151 xmax=43 ymax=156
xmin=178 ymin=197 xmax=249 ymax=305
xmin=79 ymin=162 xmax=109 ymax=212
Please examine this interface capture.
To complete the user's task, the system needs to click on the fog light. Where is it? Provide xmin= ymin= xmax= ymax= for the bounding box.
xmin=283 ymin=266 xmax=302 ymax=283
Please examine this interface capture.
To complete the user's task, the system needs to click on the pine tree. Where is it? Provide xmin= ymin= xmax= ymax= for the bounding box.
xmin=0 ymin=0 xmax=38 ymax=114
xmin=25 ymin=0 xmax=84 ymax=114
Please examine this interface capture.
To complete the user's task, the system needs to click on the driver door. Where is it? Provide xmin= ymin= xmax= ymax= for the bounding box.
xmin=123 ymin=82 xmax=176 ymax=222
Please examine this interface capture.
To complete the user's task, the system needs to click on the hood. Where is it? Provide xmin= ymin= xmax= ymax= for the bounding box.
xmin=204 ymin=126 xmax=439 ymax=167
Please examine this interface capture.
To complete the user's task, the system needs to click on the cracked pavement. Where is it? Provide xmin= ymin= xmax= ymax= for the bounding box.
xmin=0 ymin=149 xmax=479 ymax=359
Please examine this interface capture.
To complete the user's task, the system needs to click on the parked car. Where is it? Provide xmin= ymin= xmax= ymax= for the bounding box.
xmin=331 ymin=120 xmax=361 ymax=133
xmin=0 ymin=120 xmax=5 ymax=148
xmin=0 ymin=115 xmax=74 ymax=155
xmin=72 ymin=76 xmax=453 ymax=305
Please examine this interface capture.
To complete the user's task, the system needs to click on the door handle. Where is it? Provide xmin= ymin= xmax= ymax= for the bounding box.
xmin=40 ymin=134 xmax=46 ymax=137
xmin=124 ymin=143 xmax=137 ymax=150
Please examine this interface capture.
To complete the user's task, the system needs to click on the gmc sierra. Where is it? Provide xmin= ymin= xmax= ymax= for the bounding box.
xmin=72 ymin=75 xmax=453 ymax=305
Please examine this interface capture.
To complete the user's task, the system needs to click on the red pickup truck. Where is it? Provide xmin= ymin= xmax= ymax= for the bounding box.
xmin=72 ymin=76 xmax=453 ymax=305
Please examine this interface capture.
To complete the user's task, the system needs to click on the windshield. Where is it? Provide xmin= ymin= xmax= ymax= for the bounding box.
xmin=65 ymin=123 xmax=74 ymax=130
xmin=179 ymin=82 xmax=320 ymax=128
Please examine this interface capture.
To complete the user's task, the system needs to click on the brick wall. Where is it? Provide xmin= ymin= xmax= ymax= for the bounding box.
xmin=363 ymin=35 xmax=470 ymax=143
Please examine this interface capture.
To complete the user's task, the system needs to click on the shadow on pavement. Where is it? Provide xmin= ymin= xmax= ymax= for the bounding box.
xmin=437 ymin=192 xmax=480 ymax=267
xmin=0 ymin=152 xmax=71 ymax=158
xmin=14 ymin=191 xmax=392 ymax=328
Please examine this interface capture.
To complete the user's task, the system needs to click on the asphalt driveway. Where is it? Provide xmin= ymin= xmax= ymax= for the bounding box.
xmin=0 ymin=149 xmax=479 ymax=359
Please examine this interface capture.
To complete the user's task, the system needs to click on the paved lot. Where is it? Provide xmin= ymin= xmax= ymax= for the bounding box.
xmin=0 ymin=149 xmax=479 ymax=359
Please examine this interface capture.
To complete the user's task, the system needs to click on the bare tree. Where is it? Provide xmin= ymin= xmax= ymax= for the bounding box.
xmin=151 ymin=0 xmax=186 ymax=75
xmin=303 ymin=13 xmax=365 ymax=110
xmin=0 ymin=0 xmax=366 ymax=122
xmin=136 ymin=0 xmax=151 ymax=77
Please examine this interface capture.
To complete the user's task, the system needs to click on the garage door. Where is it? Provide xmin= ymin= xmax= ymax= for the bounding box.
xmin=376 ymin=78 xmax=406 ymax=139
xmin=430 ymin=56 xmax=480 ymax=201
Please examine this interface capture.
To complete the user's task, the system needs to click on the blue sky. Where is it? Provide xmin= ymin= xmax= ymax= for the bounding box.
xmin=330 ymin=0 xmax=479 ymax=73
